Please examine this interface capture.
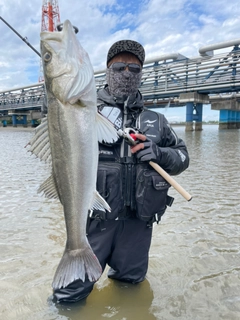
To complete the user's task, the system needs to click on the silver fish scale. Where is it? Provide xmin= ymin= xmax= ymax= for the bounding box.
xmin=29 ymin=19 xmax=118 ymax=290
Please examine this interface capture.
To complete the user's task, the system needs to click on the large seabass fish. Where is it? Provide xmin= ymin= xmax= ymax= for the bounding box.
xmin=28 ymin=20 xmax=118 ymax=289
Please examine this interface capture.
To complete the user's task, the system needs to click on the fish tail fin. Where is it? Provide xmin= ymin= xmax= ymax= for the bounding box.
xmin=52 ymin=245 xmax=102 ymax=290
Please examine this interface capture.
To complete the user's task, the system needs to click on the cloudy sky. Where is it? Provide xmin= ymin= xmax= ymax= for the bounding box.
xmin=1 ymin=0 xmax=240 ymax=120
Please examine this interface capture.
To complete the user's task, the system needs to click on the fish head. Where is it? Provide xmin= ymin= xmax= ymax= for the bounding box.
xmin=40 ymin=19 xmax=96 ymax=106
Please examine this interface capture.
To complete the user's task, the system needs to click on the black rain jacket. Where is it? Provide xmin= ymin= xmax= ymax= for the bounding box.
xmin=93 ymin=86 xmax=190 ymax=223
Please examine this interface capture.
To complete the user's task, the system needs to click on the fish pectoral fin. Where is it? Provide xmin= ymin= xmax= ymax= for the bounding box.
xmin=52 ymin=246 xmax=102 ymax=290
xmin=91 ymin=190 xmax=111 ymax=212
xmin=37 ymin=173 xmax=59 ymax=200
xmin=96 ymin=112 xmax=119 ymax=143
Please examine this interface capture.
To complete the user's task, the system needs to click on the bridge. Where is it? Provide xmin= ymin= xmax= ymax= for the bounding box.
xmin=1 ymin=38 xmax=240 ymax=130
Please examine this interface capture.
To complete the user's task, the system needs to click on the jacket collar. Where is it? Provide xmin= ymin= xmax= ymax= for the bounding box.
xmin=97 ymin=85 xmax=144 ymax=112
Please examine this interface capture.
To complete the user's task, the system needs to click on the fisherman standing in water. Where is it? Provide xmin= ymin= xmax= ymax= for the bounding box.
xmin=53 ymin=40 xmax=190 ymax=303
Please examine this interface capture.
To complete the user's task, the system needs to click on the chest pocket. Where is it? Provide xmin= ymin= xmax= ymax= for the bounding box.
xmin=96 ymin=162 xmax=124 ymax=219
xmin=136 ymin=110 xmax=163 ymax=144
xmin=135 ymin=164 xmax=171 ymax=222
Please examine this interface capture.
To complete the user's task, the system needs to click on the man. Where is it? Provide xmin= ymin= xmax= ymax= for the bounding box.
xmin=53 ymin=40 xmax=189 ymax=303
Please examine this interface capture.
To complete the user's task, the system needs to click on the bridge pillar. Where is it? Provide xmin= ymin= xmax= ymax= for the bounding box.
xmin=193 ymin=103 xmax=203 ymax=131
xmin=211 ymin=99 xmax=240 ymax=129
xmin=186 ymin=102 xmax=194 ymax=131
xmin=31 ymin=119 xmax=38 ymax=127
xmin=179 ymin=93 xmax=208 ymax=131
xmin=231 ymin=111 xmax=237 ymax=129
xmin=2 ymin=120 xmax=7 ymax=127
xmin=237 ymin=111 xmax=240 ymax=129
xmin=12 ymin=114 xmax=28 ymax=127
xmin=12 ymin=115 xmax=17 ymax=127
xmin=219 ymin=110 xmax=239 ymax=129
xmin=185 ymin=102 xmax=203 ymax=131
xmin=22 ymin=115 xmax=28 ymax=127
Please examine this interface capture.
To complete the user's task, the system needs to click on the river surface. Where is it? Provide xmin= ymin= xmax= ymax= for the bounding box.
xmin=0 ymin=124 xmax=239 ymax=320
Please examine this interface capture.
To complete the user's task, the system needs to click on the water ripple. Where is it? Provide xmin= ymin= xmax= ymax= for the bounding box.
xmin=1 ymin=126 xmax=240 ymax=320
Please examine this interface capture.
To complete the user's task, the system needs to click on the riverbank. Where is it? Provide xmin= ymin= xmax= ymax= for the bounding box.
xmin=1 ymin=122 xmax=220 ymax=130
xmin=0 ymin=125 xmax=35 ymax=131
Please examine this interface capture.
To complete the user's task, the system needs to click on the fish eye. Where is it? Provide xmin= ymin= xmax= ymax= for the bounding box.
xmin=44 ymin=52 xmax=52 ymax=62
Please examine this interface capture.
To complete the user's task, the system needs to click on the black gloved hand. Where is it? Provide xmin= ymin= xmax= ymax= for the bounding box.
xmin=135 ymin=138 xmax=161 ymax=162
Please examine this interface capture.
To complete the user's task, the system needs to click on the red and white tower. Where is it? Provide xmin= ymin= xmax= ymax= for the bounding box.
xmin=39 ymin=0 xmax=61 ymax=81
xmin=41 ymin=0 xmax=61 ymax=32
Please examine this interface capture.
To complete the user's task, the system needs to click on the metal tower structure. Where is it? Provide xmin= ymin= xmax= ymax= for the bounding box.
xmin=39 ymin=0 xmax=61 ymax=81
xmin=41 ymin=0 xmax=61 ymax=32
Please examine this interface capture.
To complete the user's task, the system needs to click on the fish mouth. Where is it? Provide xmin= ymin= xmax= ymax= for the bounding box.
xmin=41 ymin=19 xmax=95 ymax=104
xmin=41 ymin=20 xmax=75 ymax=41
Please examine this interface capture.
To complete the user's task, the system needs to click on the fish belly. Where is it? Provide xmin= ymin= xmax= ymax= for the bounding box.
xmin=48 ymin=99 xmax=102 ymax=289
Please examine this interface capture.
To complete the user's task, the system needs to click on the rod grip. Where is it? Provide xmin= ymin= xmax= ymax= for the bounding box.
xmin=149 ymin=161 xmax=192 ymax=202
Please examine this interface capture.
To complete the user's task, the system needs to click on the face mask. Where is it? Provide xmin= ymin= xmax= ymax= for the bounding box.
xmin=106 ymin=67 xmax=142 ymax=97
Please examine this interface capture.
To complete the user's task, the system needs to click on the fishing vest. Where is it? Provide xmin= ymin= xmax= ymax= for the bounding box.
xmin=91 ymin=107 xmax=173 ymax=227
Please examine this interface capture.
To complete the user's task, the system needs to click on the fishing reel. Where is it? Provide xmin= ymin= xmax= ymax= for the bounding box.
xmin=117 ymin=128 xmax=140 ymax=146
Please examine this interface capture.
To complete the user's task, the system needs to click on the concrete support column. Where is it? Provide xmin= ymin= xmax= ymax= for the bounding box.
xmin=236 ymin=111 xmax=240 ymax=129
xmin=185 ymin=102 xmax=203 ymax=131
xmin=185 ymin=102 xmax=194 ymax=131
xmin=11 ymin=114 xmax=28 ymax=127
xmin=179 ymin=93 xmax=208 ymax=131
xmin=31 ymin=119 xmax=38 ymax=127
xmin=2 ymin=120 xmax=7 ymax=127
xmin=12 ymin=115 xmax=17 ymax=127
xmin=219 ymin=110 xmax=237 ymax=129
xmin=23 ymin=115 xmax=28 ymax=127
xmin=212 ymin=99 xmax=240 ymax=129
xmin=193 ymin=103 xmax=203 ymax=131
xmin=230 ymin=111 xmax=237 ymax=129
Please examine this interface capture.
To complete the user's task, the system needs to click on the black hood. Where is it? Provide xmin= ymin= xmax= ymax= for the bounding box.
xmin=97 ymin=85 xmax=145 ymax=113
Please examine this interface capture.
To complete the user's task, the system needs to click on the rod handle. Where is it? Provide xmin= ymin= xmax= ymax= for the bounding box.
xmin=149 ymin=161 xmax=192 ymax=202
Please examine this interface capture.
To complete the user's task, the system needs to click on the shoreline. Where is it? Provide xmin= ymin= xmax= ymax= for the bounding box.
xmin=1 ymin=122 xmax=219 ymax=130
xmin=0 ymin=125 xmax=35 ymax=131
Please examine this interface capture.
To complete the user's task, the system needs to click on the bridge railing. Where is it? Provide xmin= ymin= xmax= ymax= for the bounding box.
xmin=0 ymin=84 xmax=45 ymax=111
xmin=1 ymin=45 xmax=240 ymax=111
xmin=94 ymin=48 xmax=240 ymax=100
xmin=143 ymin=49 xmax=240 ymax=94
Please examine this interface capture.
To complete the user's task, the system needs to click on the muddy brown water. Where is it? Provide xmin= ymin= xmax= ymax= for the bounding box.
xmin=0 ymin=125 xmax=239 ymax=320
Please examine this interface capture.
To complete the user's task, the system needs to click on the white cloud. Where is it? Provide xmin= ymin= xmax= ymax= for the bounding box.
xmin=0 ymin=0 xmax=240 ymax=125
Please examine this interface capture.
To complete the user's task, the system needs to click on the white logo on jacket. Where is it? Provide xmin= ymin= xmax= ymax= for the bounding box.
xmin=178 ymin=150 xmax=186 ymax=162
xmin=144 ymin=119 xmax=157 ymax=124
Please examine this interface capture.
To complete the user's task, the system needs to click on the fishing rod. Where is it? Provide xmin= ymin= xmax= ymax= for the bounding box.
xmin=149 ymin=161 xmax=192 ymax=201
xmin=118 ymin=128 xmax=192 ymax=202
xmin=0 ymin=17 xmax=79 ymax=57
xmin=0 ymin=16 xmax=41 ymax=57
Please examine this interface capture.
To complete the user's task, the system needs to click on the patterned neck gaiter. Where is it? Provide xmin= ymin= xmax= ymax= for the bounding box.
xmin=106 ymin=68 xmax=142 ymax=98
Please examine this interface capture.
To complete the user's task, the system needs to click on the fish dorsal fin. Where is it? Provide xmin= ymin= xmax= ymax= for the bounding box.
xmin=28 ymin=116 xmax=52 ymax=164
xmin=96 ymin=112 xmax=119 ymax=143
xmin=91 ymin=190 xmax=111 ymax=212
xmin=38 ymin=173 xmax=59 ymax=200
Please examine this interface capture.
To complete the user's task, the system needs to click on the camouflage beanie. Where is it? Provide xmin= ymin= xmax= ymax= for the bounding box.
xmin=107 ymin=40 xmax=145 ymax=66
